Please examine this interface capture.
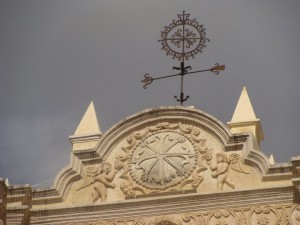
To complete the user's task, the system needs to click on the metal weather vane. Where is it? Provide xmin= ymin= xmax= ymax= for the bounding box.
xmin=141 ymin=11 xmax=225 ymax=105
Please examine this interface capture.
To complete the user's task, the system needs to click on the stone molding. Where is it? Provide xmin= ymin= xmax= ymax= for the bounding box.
xmin=30 ymin=203 xmax=300 ymax=225
xmin=47 ymin=107 xmax=297 ymax=202
xmin=3 ymin=106 xmax=300 ymax=224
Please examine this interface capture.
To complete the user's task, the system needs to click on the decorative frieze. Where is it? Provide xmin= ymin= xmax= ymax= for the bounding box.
xmin=66 ymin=204 xmax=299 ymax=225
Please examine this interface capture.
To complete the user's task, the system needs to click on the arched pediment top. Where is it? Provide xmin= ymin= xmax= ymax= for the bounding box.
xmin=46 ymin=106 xmax=296 ymax=207
xmin=96 ymin=106 xmax=238 ymax=159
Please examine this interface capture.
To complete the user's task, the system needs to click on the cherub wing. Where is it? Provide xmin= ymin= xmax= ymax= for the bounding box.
xmin=229 ymin=153 xmax=250 ymax=174
xmin=76 ymin=166 xmax=98 ymax=191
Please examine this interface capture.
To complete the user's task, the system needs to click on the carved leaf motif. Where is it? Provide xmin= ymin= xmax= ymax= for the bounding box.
xmin=278 ymin=207 xmax=289 ymax=225
xmin=178 ymin=122 xmax=193 ymax=134
xmin=115 ymin=147 xmax=131 ymax=179
xmin=237 ymin=211 xmax=248 ymax=225
xmin=194 ymin=139 xmax=210 ymax=155
xmin=178 ymin=168 xmax=205 ymax=190
xmin=120 ymin=182 xmax=145 ymax=198
xmin=191 ymin=128 xmax=203 ymax=143
xmin=150 ymin=216 xmax=182 ymax=225
xmin=229 ymin=153 xmax=250 ymax=174
xmin=133 ymin=218 xmax=146 ymax=225
xmin=126 ymin=136 xmax=137 ymax=149
xmin=148 ymin=122 xmax=178 ymax=132
xmin=133 ymin=129 xmax=149 ymax=140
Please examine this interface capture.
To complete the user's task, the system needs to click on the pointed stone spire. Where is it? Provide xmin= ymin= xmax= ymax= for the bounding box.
xmin=69 ymin=102 xmax=102 ymax=152
xmin=74 ymin=101 xmax=101 ymax=135
xmin=227 ymin=87 xmax=264 ymax=149
xmin=269 ymin=154 xmax=275 ymax=165
xmin=231 ymin=87 xmax=257 ymax=122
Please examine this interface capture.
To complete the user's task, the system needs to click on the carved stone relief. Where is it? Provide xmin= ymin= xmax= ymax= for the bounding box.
xmin=114 ymin=121 xmax=251 ymax=198
xmin=278 ymin=206 xmax=290 ymax=225
xmin=148 ymin=216 xmax=182 ymax=225
xmin=75 ymin=161 xmax=117 ymax=203
xmin=65 ymin=204 xmax=299 ymax=225
xmin=207 ymin=210 xmax=237 ymax=225
xmin=249 ymin=206 xmax=278 ymax=225
xmin=290 ymin=205 xmax=300 ymax=225
xmin=129 ymin=131 xmax=196 ymax=190
xmin=115 ymin=122 xmax=210 ymax=198
xmin=206 ymin=152 xmax=250 ymax=190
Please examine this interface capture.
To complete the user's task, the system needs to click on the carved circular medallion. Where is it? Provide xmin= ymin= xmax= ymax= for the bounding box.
xmin=129 ymin=131 xmax=196 ymax=190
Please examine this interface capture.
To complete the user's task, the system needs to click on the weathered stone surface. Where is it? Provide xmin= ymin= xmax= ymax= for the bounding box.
xmin=2 ymin=106 xmax=300 ymax=224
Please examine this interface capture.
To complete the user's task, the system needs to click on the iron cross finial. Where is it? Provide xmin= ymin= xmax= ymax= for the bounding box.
xmin=141 ymin=11 xmax=225 ymax=105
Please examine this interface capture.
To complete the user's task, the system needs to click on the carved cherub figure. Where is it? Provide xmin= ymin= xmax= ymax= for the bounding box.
xmin=207 ymin=152 xmax=249 ymax=190
xmin=77 ymin=162 xmax=117 ymax=203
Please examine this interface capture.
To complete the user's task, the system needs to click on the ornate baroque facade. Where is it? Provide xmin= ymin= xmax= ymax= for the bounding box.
xmin=1 ymin=88 xmax=300 ymax=225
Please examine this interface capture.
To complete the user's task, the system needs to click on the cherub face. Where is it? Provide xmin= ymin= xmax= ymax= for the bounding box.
xmin=216 ymin=154 xmax=224 ymax=163
xmin=103 ymin=164 xmax=111 ymax=174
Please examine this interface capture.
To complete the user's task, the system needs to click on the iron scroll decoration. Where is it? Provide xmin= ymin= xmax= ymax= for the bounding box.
xmin=141 ymin=11 xmax=225 ymax=105
xmin=159 ymin=11 xmax=209 ymax=61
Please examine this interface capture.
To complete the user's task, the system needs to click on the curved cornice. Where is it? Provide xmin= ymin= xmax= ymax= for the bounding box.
xmin=95 ymin=106 xmax=239 ymax=159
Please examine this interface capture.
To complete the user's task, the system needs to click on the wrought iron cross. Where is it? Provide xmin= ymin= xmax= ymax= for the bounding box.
xmin=141 ymin=11 xmax=225 ymax=105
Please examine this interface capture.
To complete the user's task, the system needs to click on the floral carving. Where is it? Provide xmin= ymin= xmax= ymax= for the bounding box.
xmin=257 ymin=216 xmax=270 ymax=225
xmin=250 ymin=206 xmax=278 ymax=225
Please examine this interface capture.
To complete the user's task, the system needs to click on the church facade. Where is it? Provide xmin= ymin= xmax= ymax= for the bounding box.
xmin=1 ymin=87 xmax=300 ymax=225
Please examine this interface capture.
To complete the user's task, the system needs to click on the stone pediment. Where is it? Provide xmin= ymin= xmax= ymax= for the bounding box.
xmin=50 ymin=106 xmax=293 ymax=206
xmin=3 ymin=106 xmax=300 ymax=225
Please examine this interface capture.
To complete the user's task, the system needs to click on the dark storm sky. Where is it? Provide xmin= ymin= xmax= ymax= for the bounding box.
xmin=0 ymin=0 xmax=299 ymax=185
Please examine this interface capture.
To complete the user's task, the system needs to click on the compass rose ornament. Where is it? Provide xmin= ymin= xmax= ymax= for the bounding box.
xmin=141 ymin=11 xmax=225 ymax=105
